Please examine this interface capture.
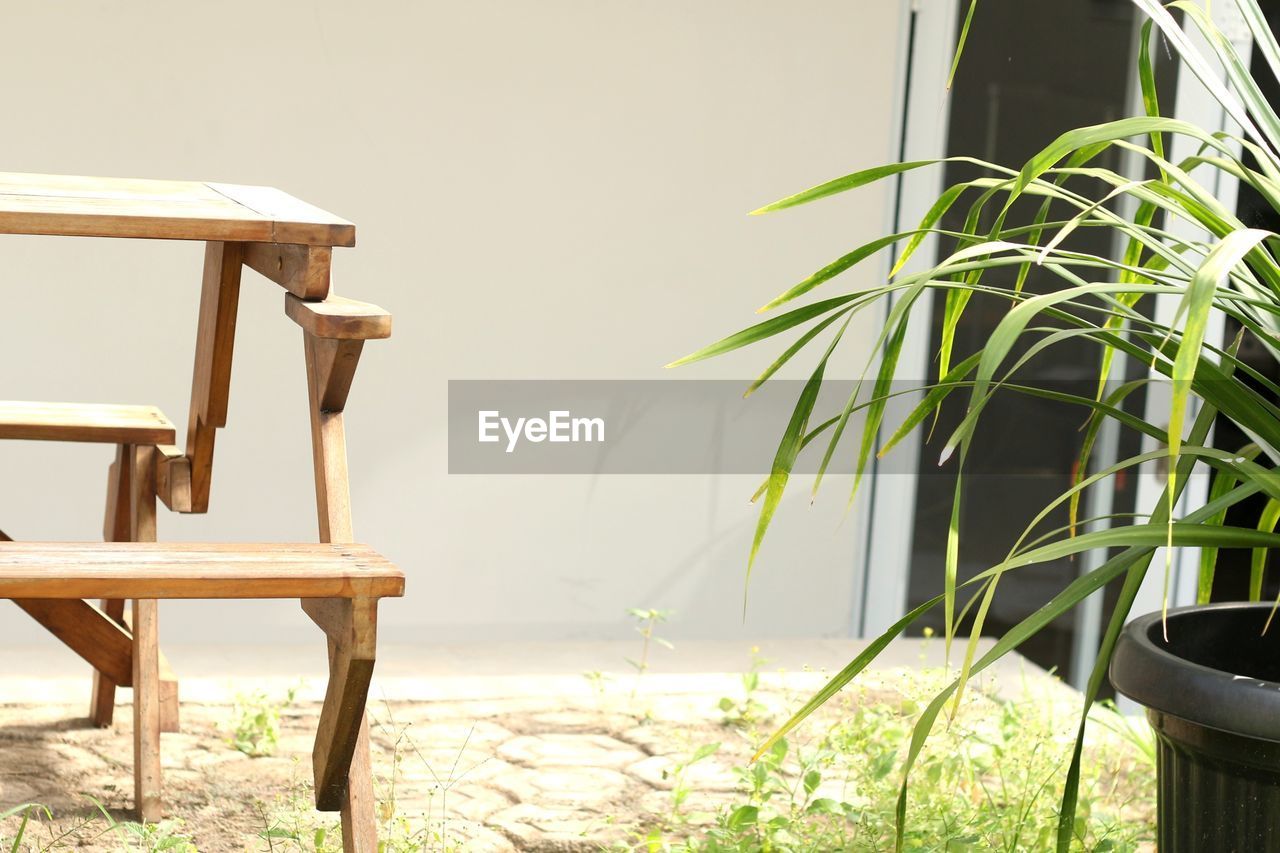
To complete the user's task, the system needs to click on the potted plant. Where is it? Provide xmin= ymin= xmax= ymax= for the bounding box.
xmin=672 ymin=0 xmax=1280 ymax=849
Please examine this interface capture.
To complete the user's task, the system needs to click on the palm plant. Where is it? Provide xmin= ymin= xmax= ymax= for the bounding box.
xmin=672 ymin=0 xmax=1280 ymax=849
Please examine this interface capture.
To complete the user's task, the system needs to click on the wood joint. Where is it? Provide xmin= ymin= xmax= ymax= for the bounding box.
xmin=244 ymin=243 xmax=331 ymax=299
xmin=155 ymin=445 xmax=192 ymax=513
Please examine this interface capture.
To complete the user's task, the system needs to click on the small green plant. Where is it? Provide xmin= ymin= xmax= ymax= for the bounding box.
xmin=718 ymin=647 xmax=770 ymax=729
xmin=89 ymin=798 xmax=198 ymax=853
xmin=623 ymin=669 xmax=1154 ymax=851
xmin=0 ymin=804 xmax=45 ymax=853
xmin=257 ymin=706 xmax=486 ymax=853
xmin=0 ymin=799 xmax=179 ymax=852
xmin=255 ymin=761 xmax=341 ymax=853
xmin=666 ymin=742 xmax=721 ymax=823
xmin=231 ymin=685 xmax=298 ymax=757
xmin=107 ymin=820 xmax=199 ymax=853
xmin=626 ymin=608 xmax=674 ymax=679
xmin=583 ymin=669 xmax=614 ymax=707
xmin=375 ymin=711 xmax=485 ymax=852
xmin=1090 ymin=700 xmax=1158 ymax=768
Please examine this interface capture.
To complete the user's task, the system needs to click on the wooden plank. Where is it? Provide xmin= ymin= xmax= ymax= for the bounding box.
xmin=304 ymin=338 xmax=355 ymax=541
xmin=13 ymin=598 xmax=133 ymax=686
xmin=313 ymin=599 xmax=377 ymax=811
xmin=130 ymin=445 xmax=162 ymax=821
xmin=130 ymin=446 xmax=157 ymax=543
xmin=93 ymin=446 xmax=132 ymax=727
xmin=308 ymin=339 xmax=364 ymax=413
xmin=0 ymin=204 xmax=270 ymax=243
xmin=0 ymin=173 xmax=353 ymax=247
xmin=190 ymin=243 xmax=242 ymax=429
xmin=154 ymin=445 xmax=192 ymax=513
xmin=0 ymin=526 xmax=136 ymax=692
xmin=286 ymin=295 xmax=391 ymax=341
xmin=185 ymin=242 xmax=242 ymax=513
xmin=102 ymin=445 xmax=133 ymax=541
xmin=114 ymin=604 xmax=179 ymax=734
xmin=301 ymin=330 xmax=379 ymax=847
xmin=0 ymin=172 xmax=232 ymax=200
xmin=341 ymin=717 xmax=377 ymax=852
xmin=90 ymin=598 xmax=127 ymax=727
xmin=243 ymin=243 xmax=331 ymax=299
xmin=159 ymin=655 xmax=180 ymax=735
xmin=131 ymin=445 xmax=180 ymax=733
xmin=132 ymin=598 xmax=162 ymax=821
xmin=207 ymin=183 xmax=355 ymax=248
xmin=0 ymin=402 xmax=174 ymax=445
xmin=0 ymin=542 xmax=404 ymax=599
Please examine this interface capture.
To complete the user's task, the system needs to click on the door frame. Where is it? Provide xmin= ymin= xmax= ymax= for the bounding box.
xmin=854 ymin=0 xmax=959 ymax=638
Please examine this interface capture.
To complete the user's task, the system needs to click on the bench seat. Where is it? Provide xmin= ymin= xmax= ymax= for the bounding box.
xmin=0 ymin=401 xmax=176 ymax=444
xmin=0 ymin=542 xmax=404 ymax=599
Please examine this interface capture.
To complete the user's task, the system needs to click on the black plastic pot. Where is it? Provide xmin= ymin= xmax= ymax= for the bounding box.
xmin=1111 ymin=603 xmax=1280 ymax=851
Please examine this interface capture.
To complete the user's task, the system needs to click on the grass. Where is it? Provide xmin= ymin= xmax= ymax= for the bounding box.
xmin=0 ymin=802 xmax=198 ymax=853
xmin=617 ymin=666 xmax=1155 ymax=852
xmin=254 ymin=704 xmax=489 ymax=853
xmin=0 ymin=629 xmax=1155 ymax=851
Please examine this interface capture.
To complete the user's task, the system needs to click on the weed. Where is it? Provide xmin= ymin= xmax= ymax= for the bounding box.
xmin=89 ymin=797 xmax=198 ymax=853
xmin=666 ymin=742 xmax=721 ymax=823
xmin=583 ymin=669 xmax=614 ymax=708
xmin=231 ymin=685 xmax=298 ymax=758
xmin=717 ymin=648 xmax=769 ymax=729
xmin=255 ymin=705 xmax=488 ymax=853
xmin=626 ymin=608 xmax=673 ymax=683
xmin=0 ymin=804 xmax=47 ymax=853
xmin=619 ymin=669 xmax=1155 ymax=851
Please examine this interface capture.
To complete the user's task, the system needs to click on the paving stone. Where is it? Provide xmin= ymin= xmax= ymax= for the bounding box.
xmin=497 ymin=733 xmax=646 ymax=770
xmin=616 ymin=724 xmax=676 ymax=755
xmin=520 ymin=709 xmax=636 ymax=734
xmin=0 ymin=672 xmax=1087 ymax=851
xmin=490 ymin=765 xmax=633 ymax=808
xmin=438 ymin=820 xmax=519 ymax=851
xmin=445 ymin=785 xmax=516 ymax=822
xmin=488 ymin=802 xmax=625 ymax=851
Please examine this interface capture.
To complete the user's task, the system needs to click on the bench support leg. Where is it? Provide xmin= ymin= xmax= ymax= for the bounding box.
xmin=127 ymin=446 xmax=164 ymax=822
xmin=313 ymin=599 xmax=377 ymax=810
xmin=132 ymin=597 xmax=162 ymax=822
xmin=302 ymin=332 xmax=378 ymax=852
xmin=90 ymin=444 xmax=132 ymax=726
xmin=89 ymin=445 xmax=179 ymax=733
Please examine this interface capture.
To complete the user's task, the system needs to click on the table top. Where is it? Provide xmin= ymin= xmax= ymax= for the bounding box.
xmin=0 ymin=172 xmax=354 ymax=247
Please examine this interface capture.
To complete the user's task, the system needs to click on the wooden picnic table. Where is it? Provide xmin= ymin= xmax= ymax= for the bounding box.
xmin=0 ymin=172 xmax=401 ymax=853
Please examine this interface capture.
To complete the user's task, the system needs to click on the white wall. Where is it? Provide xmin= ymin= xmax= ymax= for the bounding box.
xmin=0 ymin=2 xmax=903 ymax=651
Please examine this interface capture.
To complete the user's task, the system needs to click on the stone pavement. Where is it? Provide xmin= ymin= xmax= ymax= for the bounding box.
xmin=0 ymin=638 xmax=1077 ymax=851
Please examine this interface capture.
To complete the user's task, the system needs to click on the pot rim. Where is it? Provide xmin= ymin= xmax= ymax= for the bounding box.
xmin=1110 ymin=602 xmax=1280 ymax=743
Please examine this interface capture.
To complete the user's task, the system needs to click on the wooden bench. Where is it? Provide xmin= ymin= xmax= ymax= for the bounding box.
xmin=0 ymin=542 xmax=403 ymax=815
xmin=0 ymin=172 xmax=398 ymax=852
xmin=0 ymin=543 xmax=404 ymax=599
xmin=0 ymin=402 xmax=175 ymax=445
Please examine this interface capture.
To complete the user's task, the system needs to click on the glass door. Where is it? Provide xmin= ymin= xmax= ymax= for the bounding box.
xmin=902 ymin=0 xmax=1153 ymax=686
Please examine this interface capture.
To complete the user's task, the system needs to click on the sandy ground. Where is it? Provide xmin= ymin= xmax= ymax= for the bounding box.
xmin=0 ymin=640 xmax=1153 ymax=851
